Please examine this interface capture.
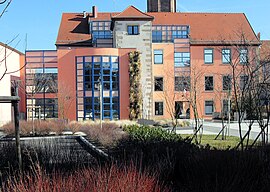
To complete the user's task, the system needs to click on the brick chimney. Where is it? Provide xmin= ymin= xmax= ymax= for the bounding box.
xmin=92 ymin=6 xmax=98 ymax=18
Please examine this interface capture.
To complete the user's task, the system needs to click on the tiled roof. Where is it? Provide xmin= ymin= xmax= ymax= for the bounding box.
xmin=112 ymin=6 xmax=154 ymax=20
xmin=148 ymin=12 xmax=259 ymax=44
xmin=56 ymin=13 xmax=92 ymax=46
xmin=56 ymin=7 xmax=260 ymax=46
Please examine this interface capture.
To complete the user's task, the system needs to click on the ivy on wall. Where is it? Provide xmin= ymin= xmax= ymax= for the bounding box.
xmin=128 ymin=51 xmax=142 ymax=120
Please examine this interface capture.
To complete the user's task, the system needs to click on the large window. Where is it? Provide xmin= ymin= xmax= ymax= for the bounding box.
xmin=27 ymin=98 xmax=58 ymax=119
xmin=155 ymin=102 xmax=164 ymax=116
xmin=154 ymin=50 xmax=163 ymax=64
xmin=239 ymin=48 xmax=248 ymax=64
xmin=223 ymin=75 xmax=232 ymax=91
xmin=152 ymin=30 xmax=162 ymax=42
xmin=76 ymin=56 xmax=119 ymax=121
xmin=175 ymin=76 xmax=190 ymax=91
xmin=222 ymin=49 xmax=231 ymax=64
xmin=205 ymin=76 xmax=214 ymax=91
xmin=152 ymin=25 xmax=189 ymax=43
xmin=174 ymin=52 xmax=190 ymax=67
xmin=91 ymin=21 xmax=112 ymax=43
xmin=26 ymin=68 xmax=58 ymax=94
xmin=154 ymin=77 xmax=163 ymax=91
xmin=127 ymin=25 xmax=139 ymax=35
xmin=204 ymin=49 xmax=213 ymax=64
xmin=205 ymin=101 xmax=214 ymax=115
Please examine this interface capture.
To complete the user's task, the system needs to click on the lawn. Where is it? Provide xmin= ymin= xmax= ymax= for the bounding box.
xmin=180 ymin=134 xmax=251 ymax=149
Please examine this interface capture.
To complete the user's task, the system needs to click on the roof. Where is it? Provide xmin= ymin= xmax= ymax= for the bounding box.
xmin=56 ymin=6 xmax=260 ymax=46
xmin=112 ymin=6 xmax=154 ymax=20
xmin=148 ymin=12 xmax=260 ymax=45
xmin=0 ymin=42 xmax=24 ymax=55
xmin=56 ymin=13 xmax=92 ymax=46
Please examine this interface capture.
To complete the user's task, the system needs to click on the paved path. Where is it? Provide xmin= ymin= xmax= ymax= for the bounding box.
xmin=174 ymin=121 xmax=270 ymax=141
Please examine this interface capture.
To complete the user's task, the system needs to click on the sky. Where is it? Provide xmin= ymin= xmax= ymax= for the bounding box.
xmin=0 ymin=0 xmax=269 ymax=52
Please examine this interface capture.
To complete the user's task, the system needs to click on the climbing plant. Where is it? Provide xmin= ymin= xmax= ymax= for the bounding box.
xmin=128 ymin=51 xmax=142 ymax=120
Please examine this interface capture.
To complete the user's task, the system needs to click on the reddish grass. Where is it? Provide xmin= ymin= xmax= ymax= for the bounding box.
xmin=2 ymin=164 xmax=170 ymax=192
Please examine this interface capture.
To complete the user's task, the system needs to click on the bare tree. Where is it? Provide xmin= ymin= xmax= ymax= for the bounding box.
xmin=0 ymin=0 xmax=12 ymax=19
xmin=215 ymin=31 xmax=269 ymax=149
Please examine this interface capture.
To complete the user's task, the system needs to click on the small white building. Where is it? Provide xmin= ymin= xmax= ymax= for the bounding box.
xmin=0 ymin=42 xmax=24 ymax=126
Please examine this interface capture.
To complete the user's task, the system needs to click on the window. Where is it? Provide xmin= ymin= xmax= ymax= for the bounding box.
xmin=154 ymin=77 xmax=163 ymax=91
xmin=240 ymin=75 xmax=249 ymax=90
xmin=154 ymin=50 xmax=163 ymax=64
xmin=155 ymin=102 xmax=164 ymax=116
xmin=152 ymin=25 xmax=189 ymax=43
xmin=127 ymin=25 xmax=139 ymax=35
xmin=175 ymin=76 xmax=190 ymax=91
xmin=204 ymin=49 xmax=213 ymax=64
xmin=205 ymin=76 xmax=214 ymax=91
xmin=27 ymin=98 xmax=58 ymax=119
xmin=76 ymin=56 xmax=120 ymax=121
xmin=174 ymin=52 xmax=190 ymax=67
xmin=223 ymin=75 xmax=232 ymax=91
xmin=240 ymin=48 xmax=248 ymax=64
xmin=205 ymin=101 xmax=214 ymax=115
xmin=152 ymin=30 xmax=162 ymax=42
xmin=222 ymin=49 xmax=231 ymax=64
xmin=91 ymin=21 xmax=112 ymax=43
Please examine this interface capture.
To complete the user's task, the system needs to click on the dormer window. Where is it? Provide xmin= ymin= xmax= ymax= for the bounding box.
xmin=127 ymin=25 xmax=139 ymax=35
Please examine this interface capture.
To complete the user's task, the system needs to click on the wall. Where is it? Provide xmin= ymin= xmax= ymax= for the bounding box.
xmin=152 ymin=43 xmax=190 ymax=120
xmin=114 ymin=20 xmax=153 ymax=119
xmin=0 ymin=44 xmax=23 ymax=126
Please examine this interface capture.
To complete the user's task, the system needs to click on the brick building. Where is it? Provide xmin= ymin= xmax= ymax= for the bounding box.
xmin=21 ymin=1 xmax=265 ymax=122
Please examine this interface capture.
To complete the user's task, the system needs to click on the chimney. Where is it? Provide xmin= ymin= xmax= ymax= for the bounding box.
xmin=92 ymin=6 xmax=98 ymax=18
xmin=257 ymin=32 xmax=261 ymax=40
xmin=83 ymin=11 xmax=87 ymax=18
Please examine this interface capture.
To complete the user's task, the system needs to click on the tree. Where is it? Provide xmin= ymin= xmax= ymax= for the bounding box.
xmin=215 ymin=32 xmax=270 ymax=149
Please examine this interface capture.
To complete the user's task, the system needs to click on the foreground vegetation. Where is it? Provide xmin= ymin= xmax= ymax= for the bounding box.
xmin=1 ymin=121 xmax=270 ymax=191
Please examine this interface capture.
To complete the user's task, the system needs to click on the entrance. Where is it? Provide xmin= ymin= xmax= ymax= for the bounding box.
xmin=175 ymin=101 xmax=183 ymax=119
xmin=175 ymin=101 xmax=190 ymax=119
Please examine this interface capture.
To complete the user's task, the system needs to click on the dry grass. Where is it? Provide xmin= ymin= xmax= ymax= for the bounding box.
xmin=1 ymin=120 xmax=136 ymax=146
xmin=1 ymin=120 xmax=66 ymax=136
xmin=2 ymin=163 xmax=170 ymax=192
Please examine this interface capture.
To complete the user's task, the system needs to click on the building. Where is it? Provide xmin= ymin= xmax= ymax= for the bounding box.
xmin=147 ymin=0 xmax=176 ymax=12
xmin=23 ymin=1 xmax=263 ymax=122
xmin=0 ymin=43 xmax=25 ymax=126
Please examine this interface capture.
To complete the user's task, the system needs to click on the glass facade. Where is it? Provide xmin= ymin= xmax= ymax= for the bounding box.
xmin=152 ymin=25 xmax=189 ymax=43
xmin=25 ymin=50 xmax=58 ymax=119
xmin=76 ymin=56 xmax=119 ymax=121
xmin=91 ymin=21 xmax=113 ymax=43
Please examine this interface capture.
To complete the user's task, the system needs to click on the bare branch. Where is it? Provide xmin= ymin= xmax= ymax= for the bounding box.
xmin=0 ymin=0 xmax=11 ymax=18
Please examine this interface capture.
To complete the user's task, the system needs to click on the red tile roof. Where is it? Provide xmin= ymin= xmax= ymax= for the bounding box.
xmin=112 ymin=6 xmax=154 ymax=20
xmin=148 ymin=12 xmax=259 ymax=44
xmin=56 ymin=7 xmax=260 ymax=46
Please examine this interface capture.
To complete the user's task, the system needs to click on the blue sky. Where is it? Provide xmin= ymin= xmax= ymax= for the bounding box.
xmin=0 ymin=0 xmax=269 ymax=52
